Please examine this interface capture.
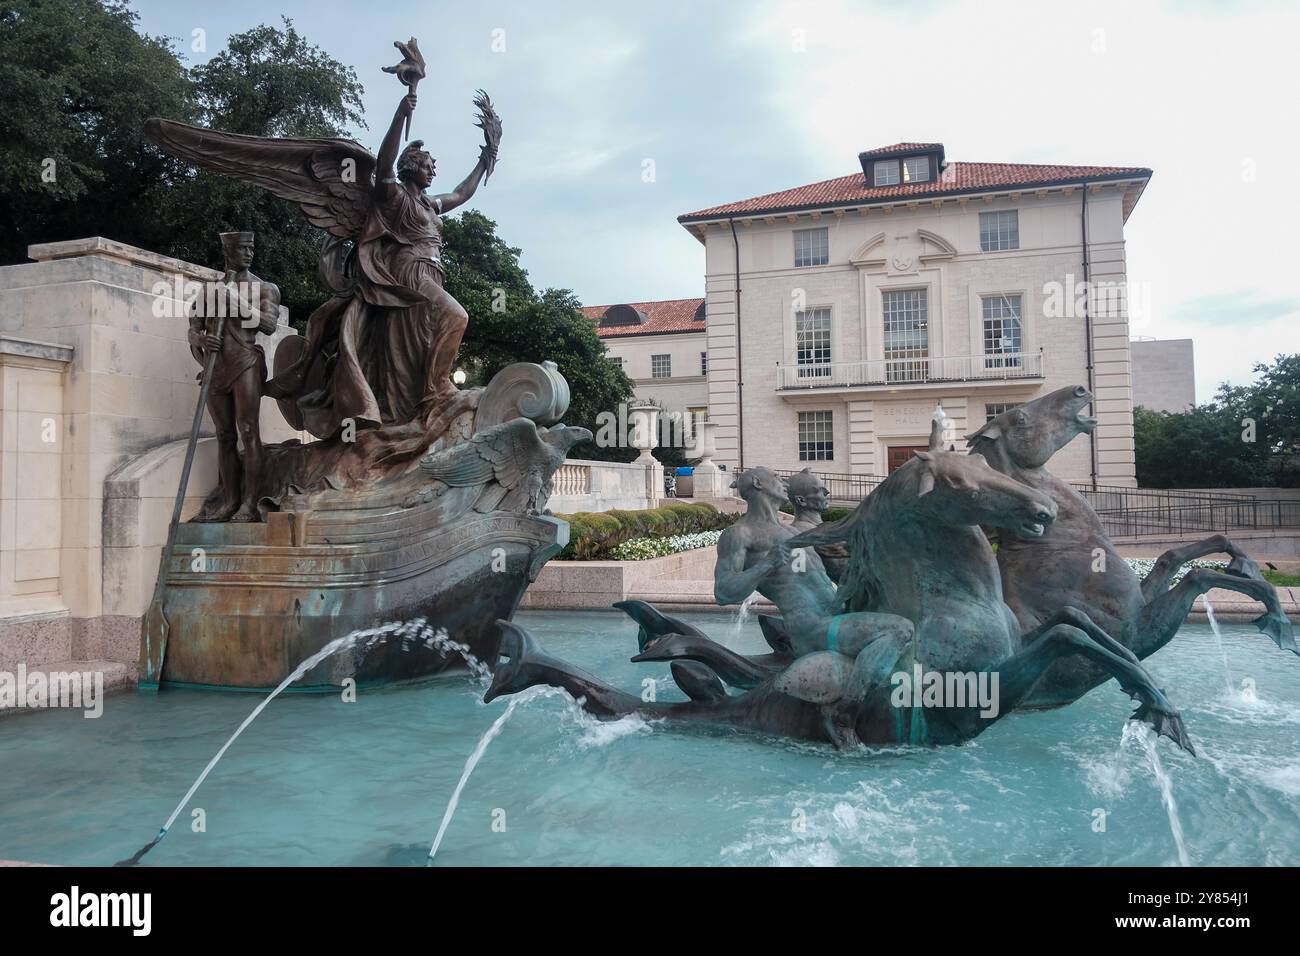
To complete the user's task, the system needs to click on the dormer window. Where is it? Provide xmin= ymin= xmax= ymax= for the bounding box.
xmin=861 ymin=144 xmax=945 ymax=188
xmin=873 ymin=156 xmax=930 ymax=185
xmin=903 ymin=156 xmax=930 ymax=183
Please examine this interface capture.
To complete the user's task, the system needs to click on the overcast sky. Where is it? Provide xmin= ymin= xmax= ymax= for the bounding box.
xmin=130 ymin=0 xmax=1299 ymax=403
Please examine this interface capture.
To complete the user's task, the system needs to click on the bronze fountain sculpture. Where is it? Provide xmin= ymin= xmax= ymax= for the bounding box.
xmin=138 ymin=39 xmax=579 ymax=694
xmin=137 ymin=36 xmax=1294 ymax=756
xmin=488 ymin=403 xmax=1296 ymax=753
xmin=186 ymin=231 xmax=282 ymax=524
xmin=964 ymin=385 xmax=1295 ymax=705
xmin=786 ymin=468 xmax=848 ymax=584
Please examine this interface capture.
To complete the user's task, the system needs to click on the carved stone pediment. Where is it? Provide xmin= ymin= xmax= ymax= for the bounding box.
xmin=852 ymin=228 xmax=958 ymax=273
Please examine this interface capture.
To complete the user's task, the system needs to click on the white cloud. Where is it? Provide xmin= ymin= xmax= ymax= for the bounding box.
xmin=130 ymin=0 xmax=1299 ymax=398
xmin=739 ymin=0 xmax=1300 ymax=400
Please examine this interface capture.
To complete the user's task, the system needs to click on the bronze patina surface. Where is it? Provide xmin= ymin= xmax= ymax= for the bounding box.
xmin=136 ymin=41 xmax=588 ymax=692
xmin=142 ymin=360 xmax=579 ymax=691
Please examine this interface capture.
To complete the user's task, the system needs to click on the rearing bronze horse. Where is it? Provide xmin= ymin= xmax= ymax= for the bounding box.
xmin=966 ymin=385 xmax=1296 ymax=707
xmin=487 ymin=428 xmax=1194 ymax=753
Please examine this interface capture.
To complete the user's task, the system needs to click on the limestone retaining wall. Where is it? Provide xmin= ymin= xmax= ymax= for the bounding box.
xmin=0 ymin=237 xmax=301 ymax=672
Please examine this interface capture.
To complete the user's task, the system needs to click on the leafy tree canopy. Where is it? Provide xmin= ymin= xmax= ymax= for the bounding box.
xmin=0 ymin=0 xmax=191 ymax=261
xmin=0 ymin=4 xmax=364 ymax=320
xmin=0 ymin=4 xmax=631 ymax=456
xmin=1135 ymin=353 xmax=1300 ymax=488
xmin=442 ymin=211 xmax=634 ymax=460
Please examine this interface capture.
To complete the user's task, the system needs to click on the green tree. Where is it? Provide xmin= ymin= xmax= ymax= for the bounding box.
xmin=1134 ymin=353 xmax=1300 ymax=488
xmin=0 ymin=6 xmax=364 ymax=322
xmin=1217 ymin=354 xmax=1300 ymax=485
xmin=442 ymin=210 xmax=634 ymax=460
xmin=157 ymin=18 xmax=366 ymax=321
xmin=1134 ymin=404 xmax=1263 ymax=488
xmin=0 ymin=0 xmax=191 ymax=263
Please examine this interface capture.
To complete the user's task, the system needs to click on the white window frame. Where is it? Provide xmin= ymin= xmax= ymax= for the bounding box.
xmin=903 ymin=156 xmax=930 ymax=183
xmin=700 ymin=351 xmax=708 ymax=376
xmin=979 ymin=210 xmax=1019 ymax=252
xmin=981 ymin=294 xmax=1024 ymax=369
xmin=793 ymin=227 xmax=829 ymax=268
xmin=798 ymin=410 xmax=834 ymax=462
xmin=794 ymin=307 xmax=833 ymax=379
xmin=881 ymin=288 xmax=929 ymax=383
xmin=873 ymin=159 xmax=900 ymax=186
xmin=651 ymin=354 xmax=672 ymax=378
xmin=985 ymin=402 xmax=1020 ymax=423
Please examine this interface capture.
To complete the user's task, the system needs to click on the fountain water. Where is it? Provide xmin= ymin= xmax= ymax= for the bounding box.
xmin=427 ymin=690 xmax=529 ymax=865
xmin=118 ymin=618 xmax=476 ymax=866
xmin=727 ymin=592 xmax=760 ymax=647
xmin=1124 ymin=722 xmax=1191 ymax=867
xmin=1204 ymin=599 xmax=1236 ymax=696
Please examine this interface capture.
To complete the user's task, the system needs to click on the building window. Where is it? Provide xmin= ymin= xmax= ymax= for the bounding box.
xmin=985 ymin=402 xmax=1020 ymax=423
xmin=982 ymin=294 xmax=1024 ymax=368
xmin=700 ymin=351 xmax=708 ymax=376
xmin=881 ymin=289 xmax=929 ymax=383
xmin=793 ymin=227 xmax=828 ymax=268
xmin=608 ymin=355 xmax=623 ymax=368
xmin=979 ymin=210 xmax=1019 ymax=252
xmin=903 ymin=156 xmax=930 ymax=183
xmin=795 ymin=307 xmax=832 ymax=379
xmin=798 ymin=410 xmax=834 ymax=461
xmin=651 ymin=354 xmax=671 ymax=378
xmin=874 ymin=160 xmax=900 ymax=186
xmin=688 ymin=405 xmax=708 ymax=422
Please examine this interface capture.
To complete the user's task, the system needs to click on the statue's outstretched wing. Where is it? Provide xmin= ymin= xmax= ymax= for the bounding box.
xmin=420 ymin=418 xmax=546 ymax=490
xmin=143 ymin=118 xmax=376 ymax=238
xmin=468 ymin=418 xmax=548 ymax=490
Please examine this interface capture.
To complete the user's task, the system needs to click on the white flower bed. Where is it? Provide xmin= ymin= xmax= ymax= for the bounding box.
xmin=1124 ymin=557 xmax=1227 ymax=586
xmin=611 ymin=530 xmax=724 ymax=561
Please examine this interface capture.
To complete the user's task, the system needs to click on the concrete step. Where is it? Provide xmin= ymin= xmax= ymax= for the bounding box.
xmin=0 ymin=660 xmax=136 ymax=719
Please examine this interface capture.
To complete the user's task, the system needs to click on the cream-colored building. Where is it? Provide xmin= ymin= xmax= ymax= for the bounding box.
xmin=676 ymin=142 xmax=1151 ymax=484
xmin=1131 ymin=337 xmax=1195 ymax=413
xmin=581 ymin=298 xmax=709 ymax=420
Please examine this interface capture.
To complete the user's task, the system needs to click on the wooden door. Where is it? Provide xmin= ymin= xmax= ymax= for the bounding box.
xmin=887 ymin=445 xmax=928 ymax=473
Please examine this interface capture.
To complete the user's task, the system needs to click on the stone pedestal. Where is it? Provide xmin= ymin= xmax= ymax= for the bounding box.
xmin=690 ymin=421 xmax=732 ymax=498
xmin=628 ymin=402 xmax=665 ymax=501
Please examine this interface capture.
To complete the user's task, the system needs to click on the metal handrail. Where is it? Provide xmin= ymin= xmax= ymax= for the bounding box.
xmin=772 ymin=468 xmax=1300 ymax=534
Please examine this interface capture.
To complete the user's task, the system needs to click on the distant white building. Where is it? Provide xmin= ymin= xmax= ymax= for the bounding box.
xmin=669 ymin=141 xmax=1152 ymax=484
xmin=582 ymin=298 xmax=709 ymax=422
xmin=1131 ymin=338 xmax=1195 ymax=413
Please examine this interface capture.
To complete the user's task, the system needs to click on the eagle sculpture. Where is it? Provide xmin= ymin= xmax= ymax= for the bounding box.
xmin=415 ymin=418 xmax=592 ymax=514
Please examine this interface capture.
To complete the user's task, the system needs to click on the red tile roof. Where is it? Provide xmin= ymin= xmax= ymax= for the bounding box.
xmin=679 ymin=157 xmax=1151 ymax=222
xmin=859 ymin=142 xmax=944 ymax=159
xmin=582 ymin=297 xmax=706 ymax=338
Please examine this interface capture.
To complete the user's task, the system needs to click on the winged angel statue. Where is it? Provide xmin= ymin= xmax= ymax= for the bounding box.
xmin=144 ymin=39 xmax=502 ymax=449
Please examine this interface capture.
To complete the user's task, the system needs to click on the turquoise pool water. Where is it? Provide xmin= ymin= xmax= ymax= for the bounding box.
xmin=1 ymin=611 xmax=1297 ymax=866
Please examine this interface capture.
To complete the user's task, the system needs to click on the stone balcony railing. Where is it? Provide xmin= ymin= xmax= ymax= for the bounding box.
xmin=552 ymin=462 xmax=592 ymax=498
xmin=547 ymin=458 xmax=663 ymax=513
xmin=775 ymin=351 xmax=1044 ymax=391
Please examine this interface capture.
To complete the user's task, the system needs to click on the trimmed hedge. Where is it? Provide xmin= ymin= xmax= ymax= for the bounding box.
xmin=778 ymin=504 xmax=854 ymax=523
xmin=555 ymin=502 xmax=740 ymax=560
